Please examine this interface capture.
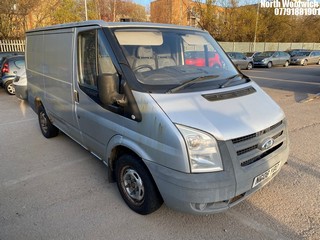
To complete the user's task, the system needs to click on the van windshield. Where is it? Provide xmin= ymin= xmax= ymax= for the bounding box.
xmin=114 ymin=28 xmax=245 ymax=92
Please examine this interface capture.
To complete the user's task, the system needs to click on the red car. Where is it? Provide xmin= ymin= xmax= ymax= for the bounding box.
xmin=185 ymin=51 xmax=222 ymax=68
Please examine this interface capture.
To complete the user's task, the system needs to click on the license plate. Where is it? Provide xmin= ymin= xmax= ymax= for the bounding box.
xmin=252 ymin=162 xmax=280 ymax=188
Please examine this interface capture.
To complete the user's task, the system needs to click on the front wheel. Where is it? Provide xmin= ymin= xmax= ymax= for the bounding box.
xmin=38 ymin=105 xmax=59 ymax=138
xmin=302 ymin=59 xmax=308 ymax=66
xmin=284 ymin=61 xmax=289 ymax=67
xmin=267 ymin=62 xmax=272 ymax=68
xmin=115 ymin=154 xmax=163 ymax=215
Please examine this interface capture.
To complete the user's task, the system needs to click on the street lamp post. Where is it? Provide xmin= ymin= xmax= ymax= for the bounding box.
xmin=84 ymin=0 xmax=88 ymax=21
xmin=253 ymin=2 xmax=260 ymax=51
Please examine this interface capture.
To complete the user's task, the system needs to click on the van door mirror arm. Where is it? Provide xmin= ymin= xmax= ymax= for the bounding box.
xmin=123 ymin=81 xmax=142 ymax=122
xmin=113 ymin=92 xmax=127 ymax=107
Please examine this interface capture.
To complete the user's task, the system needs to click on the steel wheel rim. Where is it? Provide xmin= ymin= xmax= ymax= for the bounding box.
xmin=39 ymin=112 xmax=48 ymax=133
xmin=122 ymin=168 xmax=144 ymax=203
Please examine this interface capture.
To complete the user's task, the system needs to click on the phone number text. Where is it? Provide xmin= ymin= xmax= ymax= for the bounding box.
xmin=274 ymin=7 xmax=320 ymax=15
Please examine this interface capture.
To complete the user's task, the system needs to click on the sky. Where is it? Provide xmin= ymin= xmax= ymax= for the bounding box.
xmin=134 ymin=0 xmax=151 ymax=6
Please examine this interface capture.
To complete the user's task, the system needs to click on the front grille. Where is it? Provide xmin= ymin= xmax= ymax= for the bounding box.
xmin=231 ymin=120 xmax=286 ymax=167
xmin=232 ymin=121 xmax=283 ymax=144
xmin=241 ymin=143 xmax=283 ymax=167
xmin=237 ymin=144 xmax=258 ymax=156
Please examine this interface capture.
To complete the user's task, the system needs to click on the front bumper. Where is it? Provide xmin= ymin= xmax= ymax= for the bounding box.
xmin=290 ymin=60 xmax=302 ymax=65
xmin=145 ymin=119 xmax=289 ymax=215
xmin=253 ymin=61 xmax=268 ymax=67
xmin=145 ymin=142 xmax=289 ymax=215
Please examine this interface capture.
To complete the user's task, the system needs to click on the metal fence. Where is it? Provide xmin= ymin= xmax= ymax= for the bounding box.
xmin=219 ymin=42 xmax=320 ymax=52
xmin=1 ymin=39 xmax=320 ymax=54
xmin=0 ymin=40 xmax=25 ymax=52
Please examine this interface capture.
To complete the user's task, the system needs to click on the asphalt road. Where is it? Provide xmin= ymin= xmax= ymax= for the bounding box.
xmin=0 ymin=65 xmax=319 ymax=240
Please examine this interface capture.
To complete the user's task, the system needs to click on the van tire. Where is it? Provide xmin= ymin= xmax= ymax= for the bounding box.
xmin=4 ymin=81 xmax=15 ymax=95
xmin=38 ymin=105 xmax=59 ymax=138
xmin=115 ymin=154 xmax=163 ymax=215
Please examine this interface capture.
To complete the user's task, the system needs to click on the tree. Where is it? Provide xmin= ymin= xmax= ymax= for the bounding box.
xmin=0 ymin=0 xmax=37 ymax=39
xmin=99 ymin=0 xmax=147 ymax=22
xmin=51 ymin=0 xmax=84 ymax=24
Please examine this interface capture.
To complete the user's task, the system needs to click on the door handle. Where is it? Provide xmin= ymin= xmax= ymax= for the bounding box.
xmin=74 ymin=90 xmax=79 ymax=103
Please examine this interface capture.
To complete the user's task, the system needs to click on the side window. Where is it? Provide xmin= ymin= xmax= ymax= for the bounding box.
xmin=78 ymin=30 xmax=98 ymax=90
xmin=78 ymin=29 xmax=117 ymax=91
xmin=228 ymin=53 xmax=234 ymax=59
xmin=238 ymin=53 xmax=245 ymax=59
xmin=97 ymin=30 xmax=117 ymax=76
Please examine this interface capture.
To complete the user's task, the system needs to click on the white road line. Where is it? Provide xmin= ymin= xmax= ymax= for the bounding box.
xmin=0 ymin=118 xmax=36 ymax=126
xmin=226 ymin=209 xmax=292 ymax=240
xmin=250 ymin=76 xmax=320 ymax=86
xmin=1 ymin=157 xmax=89 ymax=188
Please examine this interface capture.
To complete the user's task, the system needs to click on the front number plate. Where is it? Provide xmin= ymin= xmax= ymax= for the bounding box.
xmin=252 ymin=162 xmax=280 ymax=188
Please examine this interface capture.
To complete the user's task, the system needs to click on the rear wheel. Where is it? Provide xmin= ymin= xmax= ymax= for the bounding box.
xmin=284 ymin=61 xmax=289 ymax=67
xmin=4 ymin=81 xmax=15 ymax=95
xmin=38 ymin=105 xmax=59 ymax=138
xmin=115 ymin=154 xmax=163 ymax=215
xmin=247 ymin=62 xmax=253 ymax=70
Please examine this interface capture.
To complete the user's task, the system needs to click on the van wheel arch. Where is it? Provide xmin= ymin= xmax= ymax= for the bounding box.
xmin=37 ymin=104 xmax=59 ymax=138
xmin=34 ymin=98 xmax=43 ymax=114
xmin=108 ymin=146 xmax=142 ymax=182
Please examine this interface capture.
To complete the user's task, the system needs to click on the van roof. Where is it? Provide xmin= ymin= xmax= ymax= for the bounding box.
xmin=26 ymin=20 xmax=204 ymax=33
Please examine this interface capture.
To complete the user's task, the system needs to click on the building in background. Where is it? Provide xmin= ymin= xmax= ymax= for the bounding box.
xmin=150 ymin=0 xmax=199 ymax=27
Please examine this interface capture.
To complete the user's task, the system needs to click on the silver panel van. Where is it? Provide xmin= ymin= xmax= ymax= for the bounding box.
xmin=26 ymin=21 xmax=289 ymax=215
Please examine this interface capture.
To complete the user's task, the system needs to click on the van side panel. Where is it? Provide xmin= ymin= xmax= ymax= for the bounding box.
xmin=27 ymin=29 xmax=82 ymax=144
xmin=26 ymin=32 xmax=45 ymax=111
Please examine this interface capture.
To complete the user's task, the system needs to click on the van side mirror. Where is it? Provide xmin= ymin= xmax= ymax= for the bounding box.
xmin=98 ymin=73 xmax=127 ymax=107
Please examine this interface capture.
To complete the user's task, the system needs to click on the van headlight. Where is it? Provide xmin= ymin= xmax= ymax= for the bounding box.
xmin=176 ymin=124 xmax=223 ymax=173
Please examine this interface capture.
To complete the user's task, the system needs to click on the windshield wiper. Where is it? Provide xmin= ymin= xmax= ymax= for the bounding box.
xmin=167 ymin=75 xmax=218 ymax=93
xmin=219 ymin=74 xmax=245 ymax=88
